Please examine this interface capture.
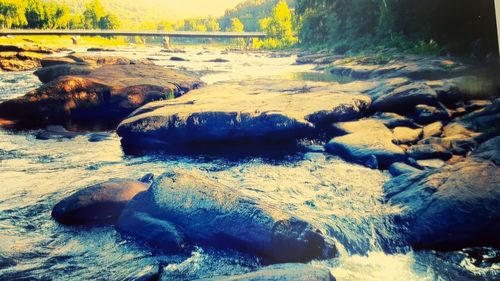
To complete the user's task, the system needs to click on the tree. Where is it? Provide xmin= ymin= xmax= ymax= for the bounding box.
xmin=25 ymin=0 xmax=45 ymax=28
xmin=99 ymin=13 xmax=120 ymax=30
xmin=0 ymin=0 xmax=28 ymax=28
xmin=83 ymin=0 xmax=105 ymax=29
xmin=206 ymin=17 xmax=220 ymax=32
xmin=227 ymin=17 xmax=244 ymax=32
xmin=259 ymin=0 xmax=297 ymax=48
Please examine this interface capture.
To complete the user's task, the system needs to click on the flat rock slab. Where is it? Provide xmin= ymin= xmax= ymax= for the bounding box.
xmin=117 ymin=169 xmax=337 ymax=263
xmin=117 ymin=80 xmax=371 ymax=149
xmin=326 ymin=119 xmax=406 ymax=169
xmin=384 ymin=157 xmax=500 ymax=250
xmin=195 ymin=264 xmax=336 ymax=281
xmin=0 ymin=62 xmax=204 ymax=129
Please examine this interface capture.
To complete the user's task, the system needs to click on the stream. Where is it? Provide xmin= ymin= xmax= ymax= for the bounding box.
xmin=0 ymin=47 xmax=498 ymax=281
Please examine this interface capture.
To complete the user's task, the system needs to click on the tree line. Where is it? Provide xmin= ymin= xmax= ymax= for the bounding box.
xmin=295 ymin=0 xmax=497 ymax=56
xmin=0 ymin=0 xmax=119 ymax=30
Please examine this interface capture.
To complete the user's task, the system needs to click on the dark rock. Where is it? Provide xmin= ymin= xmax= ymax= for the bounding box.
xmin=195 ymin=264 xmax=336 ymax=281
xmin=206 ymin=58 xmax=229 ymax=63
xmin=87 ymin=132 xmax=112 ymax=142
xmin=326 ymin=119 xmax=406 ymax=169
xmin=389 ymin=162 xmax=422 ymax=176
xmin=52 ymin=178 xmax=149 ymax=225
xmin=0 ymin=63 xmax=204 ymax=129
xmin=117 ymin=80 xmax=370 ymax=150
xmin=118 ymin=207 xmax=185 ymax=251
xmin=473 ymin=135 xmax=500 ymax=165
xmin=416 ymin=159 xmax=446 ymax=169
xmin=410 ymin=104 xmax=451 ymax=124
xmin=406 ymin=144 xmax=452 ymax=160
xmin=372 ymin=112 xmax=420 ymax=129
xmin=371 ymin=83 xmax=438 ymax=113
xmin=139 ymin=173 xmax=155 ymax=183
xmin=87 ymin=48 xmax=116 ymax=52
xmin=117 ymin=169 xmax=337 ymax=263
xmin=35 ymin=125 xmax=82 ymax=140
xmin=384 ymin=158 xmax=500 ymax=250
xmin=170 ymin=56 xmax=188 ymax=61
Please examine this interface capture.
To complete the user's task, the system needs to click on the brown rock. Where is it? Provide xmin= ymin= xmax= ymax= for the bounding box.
xmin=392 ymin=127 xmax=422 ymax=144
xmin=422 ymin=121 xmax=443 ymax=138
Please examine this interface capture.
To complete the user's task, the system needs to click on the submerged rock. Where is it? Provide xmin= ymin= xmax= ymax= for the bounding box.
xmin=117 ymin=80 xmax=370 ymax=151
xmin=52 ymin=177 xmax=150 ymax=225
xmin=195 ymin=264 xmax=336 ymax=281
xmin=326 ymin=119 xmax=406 ymax=169
xmin=385 ymin=158 xmax=500 ymax=250
xmin=389 ymin=162 xmax=422 ymax=177
xmin=117 ymin=169 xmax=337 ymax=263
xmin=0 ymin=62 xmax=204 ymax=129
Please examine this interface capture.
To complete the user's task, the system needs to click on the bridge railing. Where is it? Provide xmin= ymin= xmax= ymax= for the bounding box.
xmin=0 ymin=29 xmax=267 ymax=39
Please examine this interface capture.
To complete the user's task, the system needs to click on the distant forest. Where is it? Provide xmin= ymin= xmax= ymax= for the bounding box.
xmin=0 ymin=0 xmax=497 ymax=56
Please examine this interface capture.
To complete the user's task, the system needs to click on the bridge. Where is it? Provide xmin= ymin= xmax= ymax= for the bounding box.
xmin=0 ymin=29 xmax=267 ymax=39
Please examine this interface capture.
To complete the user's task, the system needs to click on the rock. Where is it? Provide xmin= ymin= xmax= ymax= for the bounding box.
xmin=40 ymin=53 xmax=153 ymax=68
xmin=406 ymin=144 xmax=452 ymax=160
xmin=392 ymin=127 xmax=422 ymax=144
xmin=87 ymin=132 xmax=112 ymax=142
xmin=206 ymin=58 xmax=229 ymax=63
xmin=416 ymin=159 xmax=446 ymax=169
xmin=422 ymin=121 xmax=443 ymax=138
xmin=372 ymin=112 xmax=420 ymax=129
xmin=418 ymin=135 xmax=476 ymax=156
xmin=473 ymin=136 xmax=500 ymax=165
xmin=0 ymin=63 xmax=204 ymax=129
xmin=326 ymin=119 xmax=406 ymax=169
xmin=118 ymin=209 xmax=185 ymax=251
xmin=195 ymin=264 xmax=336 ymax=281
xmin=389 ymin=162 xmax=422 ymax=176
xmin=0 ymin=45 xmax=54 ymax=71
xmin=117 ymin=169 xmax=337 ymax=263
xmin=295 ymin=53 xmax=329 ymax=65
xmin=35 ymin=125 xmax=82 ymax=140
xmin=52 ymin=177 xmax=149 ymax=225
xmin=384 ymin=158 xmax=500 ymax=250
xmin=87 ymin=48 xmax=116 ymax=52
xmin=34 ymin=64 xmax=96 ymax=83
xmin=371 ymin=83 xmax=438 ymax=113
xmin=117 ymin=80 xmax=370 ymax=150
xmin=410 ymin=104 xmax=451 ymax=124
xmin=170 ymin=56 xmax=188 ymax=61
xmin=464 ymin=100 xmax=492 ymax=112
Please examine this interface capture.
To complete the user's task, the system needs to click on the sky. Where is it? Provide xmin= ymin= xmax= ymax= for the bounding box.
xmin=162 ymin=0 xmax=247 ymax=18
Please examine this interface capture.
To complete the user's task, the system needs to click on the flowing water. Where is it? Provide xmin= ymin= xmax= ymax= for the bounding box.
xmin=0 ymin=47 xmax=498 ymax=281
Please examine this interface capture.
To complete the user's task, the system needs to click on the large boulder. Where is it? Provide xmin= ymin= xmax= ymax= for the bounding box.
xmin=0 ymin=63 xmax=204 ymax=129
xmin=117 ymin=80 xmax=371 ymax=150
xmin=194 ymin=264 xmax=336 ymax=281
xmin=326 ymin=119 xmax=406 ymax=169
xmin=52 ymin=176 xmax=152 ymax=225
xmin=384 ymin=158 xmax=500 ymax=250
xmin=117 ymin=169 xmax=337 ymax=264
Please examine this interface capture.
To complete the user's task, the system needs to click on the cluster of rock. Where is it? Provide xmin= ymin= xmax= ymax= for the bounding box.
xmin=52 ymin=170 xmax=337 ymax=267
xmin=0 ymin=53 xmax=204 ymax=129
xmin=0 ymin=44 xmax=55 ymax=71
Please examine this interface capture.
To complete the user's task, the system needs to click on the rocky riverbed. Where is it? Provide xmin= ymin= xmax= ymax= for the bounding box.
xmin=0 ymin=45 xmax=499 ymax=280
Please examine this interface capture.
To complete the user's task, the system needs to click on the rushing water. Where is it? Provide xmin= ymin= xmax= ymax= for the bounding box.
xmin=0 ymin=47 xmax=499 ymax=281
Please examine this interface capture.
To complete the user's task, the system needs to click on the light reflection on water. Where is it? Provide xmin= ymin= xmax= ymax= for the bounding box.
xmin=0 ymin=47 xmax=498 ymax=280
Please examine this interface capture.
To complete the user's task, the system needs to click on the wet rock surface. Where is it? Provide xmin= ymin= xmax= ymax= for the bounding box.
xmin=194 ymin=264 xmax=336 ymax=281
xmin=117 ymin=169 xmax=337 ymax=263
xmin=52 ymin=177 xmax=150 ymax=225
xmin=0 ymin=57 xmax=204 ymax=129
xmin=385 ymin=156 xmax=500 ymax=250
xmin=117 ymin=80 xmax=371 ymax=150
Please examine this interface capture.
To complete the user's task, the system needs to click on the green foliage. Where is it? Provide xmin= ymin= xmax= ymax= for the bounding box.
xmin=257 ymin=0 xmax=297 ymax=49
xmin=98 ymin=13 xmax=120 ymax=30
xmin=0 ymin=0 xmax=28 ymax=28
xmin=83 ymin=0 xmax=118 ymax=29
xmin=295 ymin=0 xmax=498 ymax=56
